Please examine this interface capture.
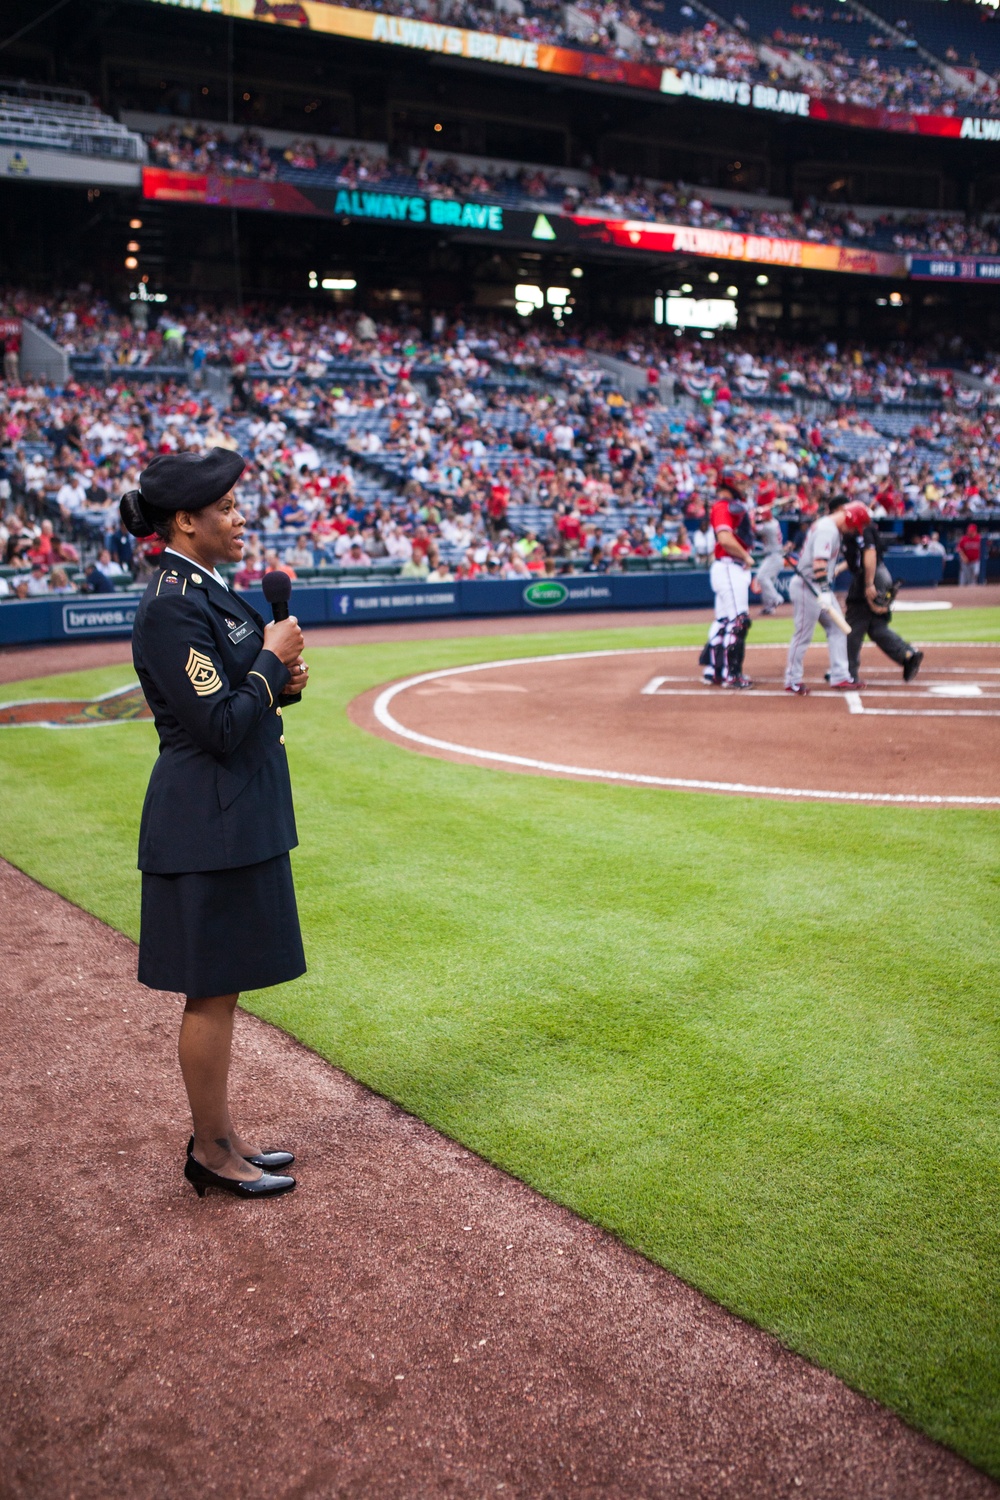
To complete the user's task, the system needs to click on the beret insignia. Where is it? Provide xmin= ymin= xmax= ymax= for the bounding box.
xmin=185 ymin=647 xmax=222 ymax=697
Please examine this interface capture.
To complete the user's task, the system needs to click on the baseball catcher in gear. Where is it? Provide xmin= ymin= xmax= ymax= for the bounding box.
xmin=701 ymin=475 xmax=756 ymax=688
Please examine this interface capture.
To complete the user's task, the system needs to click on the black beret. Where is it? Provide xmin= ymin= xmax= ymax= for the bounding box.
xmin=140 ymin=447 xmax=246 ymax=514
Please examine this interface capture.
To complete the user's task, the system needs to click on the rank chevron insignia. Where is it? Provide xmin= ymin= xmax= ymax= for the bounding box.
xmin=185 ymin=647 xmax=223 ymax=696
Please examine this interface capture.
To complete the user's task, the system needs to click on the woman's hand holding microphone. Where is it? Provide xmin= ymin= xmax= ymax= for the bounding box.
xmin=264 ymin=617 xmax=309 ymax=695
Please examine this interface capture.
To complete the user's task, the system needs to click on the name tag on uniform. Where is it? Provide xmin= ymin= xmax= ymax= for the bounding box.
xmin=227 ymin=621 xmax=254 ymax=644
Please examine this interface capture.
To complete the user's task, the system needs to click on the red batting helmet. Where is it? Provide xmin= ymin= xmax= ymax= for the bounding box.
xmin=840 ymin=501 xmax=871 ymax=533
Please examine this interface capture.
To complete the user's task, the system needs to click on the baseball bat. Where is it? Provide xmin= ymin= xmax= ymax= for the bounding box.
xmin=816 ymin=588 xmax=851 ymax=636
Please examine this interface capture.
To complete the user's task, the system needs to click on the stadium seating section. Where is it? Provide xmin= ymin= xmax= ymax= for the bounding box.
xmin=1 ymin=296 xmax=996 ymax=601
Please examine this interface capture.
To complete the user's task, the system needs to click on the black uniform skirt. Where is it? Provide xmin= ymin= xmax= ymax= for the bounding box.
xmin=138 ymin=852 xmax=306 ymax=999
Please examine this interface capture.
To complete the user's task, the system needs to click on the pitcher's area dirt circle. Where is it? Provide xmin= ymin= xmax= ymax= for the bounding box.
xmin=350 ymin=643 xmax=1000 ymax=806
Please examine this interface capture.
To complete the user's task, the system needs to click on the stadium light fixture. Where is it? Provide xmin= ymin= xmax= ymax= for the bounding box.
xmin=434 ymin=122 xmax=443 ymax=132
xmin=322 ymin=278 xmax=357 ymax=290
xmin=515 ymin=284 xmax=544 ymax=316
xmin=756 ymin=273 xmax=769 ymax=285
xmin=889 ymin=291 xmax=904 ymax=306
xmin=308 ymin=271 xmax=318 ymax=289
xmin=129 ymin=218 xmax=142 ymax=230
xmin=127 ymin=241 xmax=140 ymax=254
xmin=726 ymin=285 xmax=738 ymax=297
xmin=124 ymin=256 xmax=138 ymax=270
xmin=876 ymin=297 xmax=888 ymax=306
xmin=546 ymin=286 xmax=570 ymax=306
xmin=570 ymin=267 xmax=584 ymax=278
xmin=707 ymin=271 xmax=719 ymax=283
xmin=680 ymin=282 xmax=693 ymax=293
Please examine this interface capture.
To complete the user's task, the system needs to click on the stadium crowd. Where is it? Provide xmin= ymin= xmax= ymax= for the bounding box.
xmin=0 ymin=300 xmax=996 ymax=598
xmin=5 ymin=286 xmax=982 ymax=406
xmin=245 ymin=0 xmax=1000 ymax=117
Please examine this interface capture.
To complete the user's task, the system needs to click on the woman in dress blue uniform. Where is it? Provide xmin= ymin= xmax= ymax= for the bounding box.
xmin=122 ymin=448 xmax=308 ymax=1200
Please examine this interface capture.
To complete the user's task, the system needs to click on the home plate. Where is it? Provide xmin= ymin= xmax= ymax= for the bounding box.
xmin=928 ymin=683 xmax=983 ymax=697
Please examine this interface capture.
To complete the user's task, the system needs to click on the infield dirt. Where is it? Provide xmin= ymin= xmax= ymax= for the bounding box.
xmin=352 ymin=641 xmax=1000 ymax=805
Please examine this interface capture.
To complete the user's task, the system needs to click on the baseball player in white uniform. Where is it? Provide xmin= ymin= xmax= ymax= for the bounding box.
xmin=784 ymin=501 xmax=871 ymax=696
xmin=754 ymin=504 xmax=785 ymax=614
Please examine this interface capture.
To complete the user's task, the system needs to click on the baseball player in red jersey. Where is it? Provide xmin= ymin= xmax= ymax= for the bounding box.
xmin=699 ymin=473 xmax=755 ymax=688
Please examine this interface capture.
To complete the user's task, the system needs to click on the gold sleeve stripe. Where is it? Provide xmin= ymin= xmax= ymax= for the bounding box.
xmin=248 ymin=670 xmax=274 ymax=708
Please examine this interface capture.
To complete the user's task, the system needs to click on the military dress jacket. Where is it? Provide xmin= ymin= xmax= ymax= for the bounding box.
xmin=132 ymin=552 xmax=298 ymax=874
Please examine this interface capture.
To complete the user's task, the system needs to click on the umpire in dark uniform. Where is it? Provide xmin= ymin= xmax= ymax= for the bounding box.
xmin=121 ymin=448 xmax=308 ymax=1200
xmin=840 ymin=510 xmax=924 ymax=687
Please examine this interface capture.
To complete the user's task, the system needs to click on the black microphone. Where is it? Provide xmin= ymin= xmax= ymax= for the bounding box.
xmin=261 ymin=569 xmax=292 ymax=622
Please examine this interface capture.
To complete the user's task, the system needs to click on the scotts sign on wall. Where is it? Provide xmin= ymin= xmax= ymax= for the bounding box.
xmin=144 ymin=0 xmax=1000 ymax=144
xmin=523 ymin=580 xmax=569 ymax=609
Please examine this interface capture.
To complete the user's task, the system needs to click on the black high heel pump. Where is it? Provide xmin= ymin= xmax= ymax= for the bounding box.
xmin=184 ymin=1153 xmax=296 ymax=1199
xmin=187 ymin=1135 xmax=294 ymax=1171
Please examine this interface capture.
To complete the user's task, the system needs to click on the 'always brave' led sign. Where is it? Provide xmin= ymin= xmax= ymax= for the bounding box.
xmin=332 ymin=190 xmax=504 ymax=229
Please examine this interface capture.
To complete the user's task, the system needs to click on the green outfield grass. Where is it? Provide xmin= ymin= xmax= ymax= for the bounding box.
xmin=1 ymin=609 xmax=999 ymax=1473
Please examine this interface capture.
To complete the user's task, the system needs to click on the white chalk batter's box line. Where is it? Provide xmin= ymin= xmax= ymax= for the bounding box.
xmin=640 ymin=675 xmax=1000 ymax=713
xmin=372 ymin=645 xmax=1000 ymax=807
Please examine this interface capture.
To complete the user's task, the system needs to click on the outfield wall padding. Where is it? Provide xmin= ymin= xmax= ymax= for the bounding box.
xmin=0 ymin=556 xmax=944 ymax=646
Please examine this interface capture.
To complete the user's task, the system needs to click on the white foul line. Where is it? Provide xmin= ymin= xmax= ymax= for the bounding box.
xmin=370 ymin=648 xmax=1000 ymax=807
xmin=847 ymin=706 xmax=1000 ymax=718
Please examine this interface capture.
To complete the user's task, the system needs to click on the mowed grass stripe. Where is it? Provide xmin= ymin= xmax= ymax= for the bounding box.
xmin=0 ymin=612 xmax=998 ymax=1475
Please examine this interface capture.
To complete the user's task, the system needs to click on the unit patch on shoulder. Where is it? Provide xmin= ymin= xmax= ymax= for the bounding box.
xmin=155 ymin=569 xmax=186 ymax=595
xmin=185 ymin=647 xmax=223 ymax=696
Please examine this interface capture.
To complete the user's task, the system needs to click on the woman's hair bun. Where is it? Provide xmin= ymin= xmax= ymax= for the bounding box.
xmin=120 ymin=490 xmax=154 ymax=538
